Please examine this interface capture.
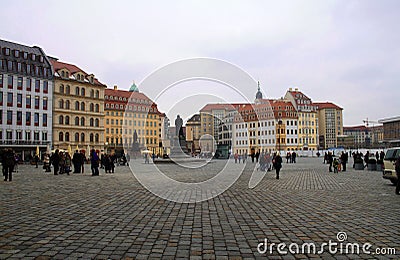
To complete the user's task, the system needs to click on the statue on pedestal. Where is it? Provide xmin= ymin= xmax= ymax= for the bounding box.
xmin=175 ymin=115 xmax=184 ymax=139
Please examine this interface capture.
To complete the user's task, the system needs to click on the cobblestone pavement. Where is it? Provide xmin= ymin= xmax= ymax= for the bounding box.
xmin=1 ymin=158 xmax=399 ymax=259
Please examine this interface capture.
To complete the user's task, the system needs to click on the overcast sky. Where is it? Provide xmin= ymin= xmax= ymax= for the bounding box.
xmin=1 ymin=0 xmax=399 ymax=126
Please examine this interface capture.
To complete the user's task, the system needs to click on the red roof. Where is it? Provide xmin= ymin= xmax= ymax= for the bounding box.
xmin=50 ymin=59 xmax=105 ymax=86
xmin=313 ymin=102 xmax=342 ymax=110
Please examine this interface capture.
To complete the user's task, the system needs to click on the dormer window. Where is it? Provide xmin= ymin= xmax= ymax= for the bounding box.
xmin=77 ymin=74 xmax=80 ymax=81
xmin=14 ymin=50 xmax=20 ymax=57
xmin=66 ymin=72 xmax=69 ymax=78
xmin=23 ymin=52 xmax=28 ymax=59
xmin=31 ymin=54 xmax=36 ymax=61
xmin=4 ymin=48 xmax=10 ymax=56
xmin=39 ymin=56 xmax=44 ymax=62
xmin=61 ymin=71 xmax=65 ymax=78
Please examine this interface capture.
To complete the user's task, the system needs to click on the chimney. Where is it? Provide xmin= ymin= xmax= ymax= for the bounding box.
xmin=114 ymin=85 xmax=118 ymax=90
xmin=294 ymin=87 xmax=298 ymax=91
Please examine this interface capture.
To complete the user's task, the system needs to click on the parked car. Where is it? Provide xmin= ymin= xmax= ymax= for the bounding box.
xmin=383 ymin=147 xmax=400 ymax=184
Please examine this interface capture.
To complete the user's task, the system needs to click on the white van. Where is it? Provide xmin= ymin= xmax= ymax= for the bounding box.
xmin=383 ymin=147 xmax=400 ymax=184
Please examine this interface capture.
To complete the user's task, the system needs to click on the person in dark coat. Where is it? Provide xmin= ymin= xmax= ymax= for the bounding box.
xmin=255 ymin=151 xmax=260 ymax=163
xmin=3 ymin=148 xmax=16 ymax=181
xmin=291 ymin=152 xmax=297 ymax=163
xmin=80 ymin=152 xmax=85 ymax=173
xmin=327 ymin=152 xmax=333 ymax=172
xmin=274 ymin=153 xmax=283 ymax=179
xmin=72 ymin=151 xmax=81 ymax=173
xmin=50 ymin=149 xmax=60 ymax=175
xmin=90 ymin=149 xmax=100 ymax=176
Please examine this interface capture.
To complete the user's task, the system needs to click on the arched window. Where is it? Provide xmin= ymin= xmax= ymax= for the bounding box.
xmin=90 ymin=89 xmax=94 ymax=98
xmin=59 ymin=115 xmax=64 ymax=125
xmin=59 ymin=84 xmax=64 ymax=94
xmin=90 ymin=118 xmax=94 ymax=127
xmin=66 ymin=85 xmax=70 ymax=95
xmin=90 ymin=103 xmax=94 ymax=112
xmin=81 ymin=117 xmax=85 ymax=126
xmin=90 ymin=133 xmax=94 ymax=142
xmin=81 ymin=133 xmax=85 ymax=142
xmin=81 ymin=88 xmax=85 ymax=96
xmin=61 ymin=71 xmax=65 ymax=78
xmin=95 ymin=104 xmax=99 ymax=112
xmin=59 ymin=99 xmax=64 ymax=109
xmin=95 ymin=90 xmax=99 ymax=99
xmin=75 ymin=101 xmax=79 ymax=110
xmin=59 ymin=132 xmax=63 ymax=142
xmin=95 ymin=133 xmax=99 ymax=143
xmin=81 ymin=102 xmax=85 ymax=111
xmin=75 ymin=116 xmax=79 ymax=126
xmin=65 ymin=100 xmax=70 ymax=109
xmin=75 ymin=133 xmax=79 ymax=142
xmin=75 ymin=87 xmax=79 ymax=95
xmin=95 ymin=119 xmax=99 ymax=127
xmin=65 ymin=132 xmax=70 ymax=142
xmin=65 ymin=116 xmax=70 ymax=125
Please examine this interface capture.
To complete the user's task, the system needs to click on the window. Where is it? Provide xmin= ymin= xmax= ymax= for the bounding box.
xmin=26 ymin=78 xmax=31 ymax=91
xmin=75 ymin=87 xmax=79 ymax=95
xmin=42 ymin=132 xmax=47 ymax=141
xmin=17 ymin=111 xmax=22 ymax=125
xmin=95 ymin=134 xmax=99 ymax=142
xmin=81 ymin=88 xmax=85 ymax=96
xmin=65 ymin=116 xmax=70 ymax=125
xmin=7 ymin=92 xmax=12 ymax=106
xmin=26 ymin=112 xmax=31 ymax=125
xmin=59 ymin=132 xmax=64 ymax=142
xmin=65 ymin=100 xmax=70 ymax=109
xmin=0 ymin=91 xmax=3 ymax=106
xmin=8 ymin=75 xmax=13 ymax=89
xmin=75 ymin=117 xmax=79 ymax=126
xmin=59 ymin=115 xmax=64 ymax=125
xmin=95 ymin=90 xmax=99 ymax=98
xmin=90 ymin=103 xmax=94 ymax=112
xmin=65 ymin=132 xmax=69 ymax=142
xmin=34 ymin=113 xmax=39 ymax=126
xmin=35 ymin=80 xmax=40 ymax=92
xmin=75 ymin=101 xmax=79 ymax=110
xmin=17 ymin=93 xmax=22 ymax=107
xmin=90 ymin=118 xmax=94 ymax=127
xmin=7 ymin=110 xmax=12 ymax=124
xmin=43 ymin=98 xmax=48 ymax=110
xmin=66 ymin=85 xmax=70 ymax=95
xmin=90 ymin=133 xmax=94 ymax=142
xmin=35 ymin=96 xmax=40 ymax=109
xmin=90 ymin=89 xmax=94 ymax=98
xmin=43 ymin=81 xmax=48 ymax=93
xmin=81 ymin=117 xmax=85 ymax=126
xmin=0 ymin=74 xmax=3 ymax=88
xmin=17 ymin=77 xmax=23 ymax=90
xmin=81 ymin=133 xmax=85 ymax=142
xmin=59 ymin=99 xmax=64 ymax=109
xmin=95 ymin=119 xmax=99 ymax=127
xmin=26 ymin=64 xmax=31 ymax=74
xmin=43 ymin=114 xmax=47 ymax=126
xmin=81 ymin=102 xmax=85 ymax=111
xmin=75 ymin=133 xmax=79 ymax=142
xmin=6 ymin=130 xmax=12 ymax=141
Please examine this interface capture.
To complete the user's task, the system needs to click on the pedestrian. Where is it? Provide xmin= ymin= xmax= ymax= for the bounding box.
xmin=286 ymin=152 xmax=290 ymax=163
xmin=43 ymin=153 xmax=51 ymax=172
xmin=340 ymin=152 xmax=348 ymax=172
xmin=90 ymin=149 xmax=100 ymax=176
xmin=255 ymin=151 xmax=260 ymax=163
xmin=291 ymin=152 xmax=297 ymax=163
xmin=273 ymin=152 xmax=283 ymax=179
xmin=333 ymin=158 xmax=339 ymax=173
xmin=327 ymin=152 xmax=333 ymax=172
xmin=234 ymin=153 xmax=238 ymax=163
xmin=64 ymin=152 xmax=71 ymax=175
xmin=144 ymin=153 xmax=149 ymax=164
xmin=2 ymin=148 xmax=16 ymax=181
xmin=34 ymin=154 xmax=39 ymax=168
xmin=251 ymin=152 xmax=255 ymax=163
xmin=238 ymin=154 xmax=241 ymax=163
xmin=324 ymin=152 xmax=328 ymax=164
xmin=126 ymin=153 xmax=130 ymax=166
xmin=266 ymin=153 xmax=272 ymax=171
xmin=395 ymin=156 xmax=400 ymax=195
xmin=50 ymin=149 xmax=60 ymax=175
xmin=80 ymin=151 xmax=85 ymax=173
xmin=72 ymin=150 xmax=81 ymax=173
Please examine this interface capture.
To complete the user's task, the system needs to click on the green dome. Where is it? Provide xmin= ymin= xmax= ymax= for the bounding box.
xmin=129 ymin=81 xmax=139 ymax=92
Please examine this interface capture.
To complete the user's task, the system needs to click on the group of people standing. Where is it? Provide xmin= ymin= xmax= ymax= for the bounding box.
xmin=324 ymin=151 xmax=349 ymax=173
xmin=234 ymin=151 xmax=283 ymax=179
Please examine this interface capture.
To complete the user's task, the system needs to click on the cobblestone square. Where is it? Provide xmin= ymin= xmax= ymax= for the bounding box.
xmin=1 ymin=157 xmax=399 ymax=259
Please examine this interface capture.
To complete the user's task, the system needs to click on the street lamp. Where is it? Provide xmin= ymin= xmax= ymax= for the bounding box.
xmin=278 ymin=118 xmax=282 ymax=153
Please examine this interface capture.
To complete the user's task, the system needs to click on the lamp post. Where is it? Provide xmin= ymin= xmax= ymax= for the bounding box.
xmin=278 ymin=118 xmax=282 ymax=153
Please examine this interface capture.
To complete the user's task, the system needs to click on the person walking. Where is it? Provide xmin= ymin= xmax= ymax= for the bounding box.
xmin=274 ymin=153 xmax=283 ymax=179
xmin=292 ymin=152 xmax=297 ymax=163
xmin=395 ymin=156 xmax=400 ymax=195
xmin=340 ymin=152 xmax=348 ymax=172
xmin=50 ymin=149 xmax=60 ymax=175
xmin=90 ymin=149 xmax=100 ymax=176
xmin=3 ymin=148 xmax=16 ymax=181
xmin=234 ymin=153 xmax=238 ymax=163
xmin=327 ymin=152 xmax=333 ymax=172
